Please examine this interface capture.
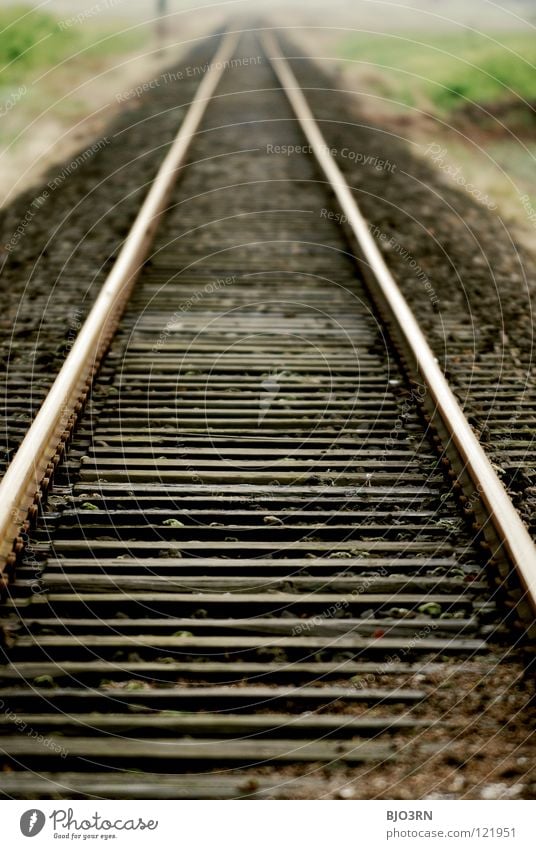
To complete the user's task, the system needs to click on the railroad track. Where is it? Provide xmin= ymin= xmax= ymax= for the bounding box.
xmin=0 ymin=28 xmax=534 ymax=800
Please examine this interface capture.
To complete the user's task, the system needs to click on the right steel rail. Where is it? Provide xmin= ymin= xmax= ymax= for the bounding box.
xmin=262 ymin=29 xmax=536 ymax=625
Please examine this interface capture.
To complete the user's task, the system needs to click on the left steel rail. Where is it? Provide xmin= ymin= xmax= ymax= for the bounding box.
xmin=0 ymin=29 xmax=239 ymax=585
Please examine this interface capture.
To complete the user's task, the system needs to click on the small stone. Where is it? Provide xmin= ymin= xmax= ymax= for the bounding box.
xmin=336 ymin=787 xmax=354 ymax=799
xmin=418 ymin=602 xmax=442 ymax=617
xmin=480 ymin=783 xmax=522 ymax=800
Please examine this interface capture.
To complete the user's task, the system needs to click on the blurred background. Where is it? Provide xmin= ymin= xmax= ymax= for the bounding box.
xmin=0 ymin=1 xmax=535 ymax=243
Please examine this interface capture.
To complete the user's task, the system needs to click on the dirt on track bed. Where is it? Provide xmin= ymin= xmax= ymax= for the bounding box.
xmin=283 ymin=41 xmax=536 ymax=535
xmin=275 ymin=661 xmax=536 ymax=800
xmin=198 ymin=662 xmax=535 ymax=800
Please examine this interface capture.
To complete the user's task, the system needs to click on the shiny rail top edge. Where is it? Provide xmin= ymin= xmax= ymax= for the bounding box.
xmin=261 ymin=28 xmax=536 ymax=621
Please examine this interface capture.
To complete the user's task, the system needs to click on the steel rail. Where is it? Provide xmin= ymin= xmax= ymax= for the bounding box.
xmin=262 ymin=29 xmax=536 ymax=622
xmin=0 ymin=29 xmax=240 ymax=584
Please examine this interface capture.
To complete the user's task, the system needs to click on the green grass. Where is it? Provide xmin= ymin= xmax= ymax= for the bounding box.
xmin=337 ymin=31 xmax=536 ymax=112
xmin=0 ymin=5 xmax=142 ymax=90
